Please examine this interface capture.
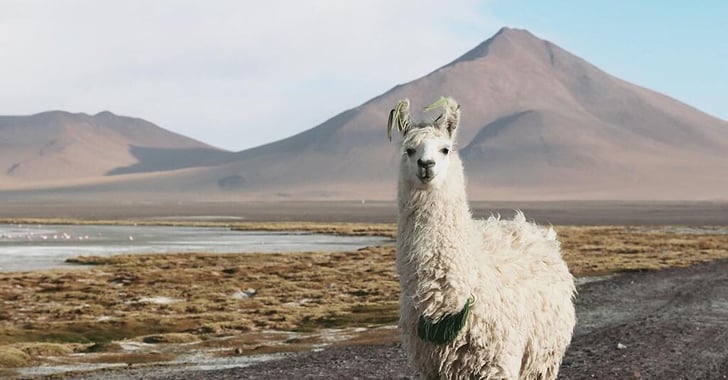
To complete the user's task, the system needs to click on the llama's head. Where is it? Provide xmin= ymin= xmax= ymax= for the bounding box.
xmin=388 ymin=97 xmax=461 ymax=191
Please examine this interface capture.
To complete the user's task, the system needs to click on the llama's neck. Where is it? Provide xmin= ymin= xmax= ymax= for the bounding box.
xmin=397 ymin=157 xmax=476 ymax=318
xmin=397 ymin=177 xmax=471 ymax=238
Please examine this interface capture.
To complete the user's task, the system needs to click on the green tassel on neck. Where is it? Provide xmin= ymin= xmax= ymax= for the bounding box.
xmin=417 ymin=297 xmax=474 ymax=345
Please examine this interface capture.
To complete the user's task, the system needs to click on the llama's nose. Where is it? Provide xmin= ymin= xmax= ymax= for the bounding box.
xmin=417 ymin=158 xmax=435 ymax=169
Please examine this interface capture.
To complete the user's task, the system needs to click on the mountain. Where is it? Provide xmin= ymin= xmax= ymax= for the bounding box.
xmin=0 ymin=111 xmax=233 ymax=185
xmin=2 ymin=27 xmax=727 ymax=201
xmin=169 ymin=27 xmax=727 ymax=200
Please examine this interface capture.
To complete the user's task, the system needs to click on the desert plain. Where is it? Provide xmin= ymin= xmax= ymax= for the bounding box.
xmin=0 ymin=201 xmax=727 ymax=379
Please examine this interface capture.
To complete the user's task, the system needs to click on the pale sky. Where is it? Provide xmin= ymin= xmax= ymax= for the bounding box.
xmin=1 ymin=1 xmax=726 ymax=151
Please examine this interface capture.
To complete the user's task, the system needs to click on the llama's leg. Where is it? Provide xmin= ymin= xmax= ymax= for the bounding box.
xmin=538 ymin=352 xmax=562 ymax=380
xmin=499 ymin=341 xmax=525 ymax=380
xmin=473 ymin=356 xmax=520 ymax=380
xmin=519 ymin=347 xmax=561 ymax=380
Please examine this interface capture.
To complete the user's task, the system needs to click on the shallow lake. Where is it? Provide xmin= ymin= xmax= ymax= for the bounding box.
xmin=0 ymin=224 xmax=391 ymax=272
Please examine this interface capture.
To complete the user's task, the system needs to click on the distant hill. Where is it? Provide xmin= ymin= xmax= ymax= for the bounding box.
xmin=0 ymin=111 xmax=232 ymax=184
xmin=2 ymin=27 xmax=727 ymax=201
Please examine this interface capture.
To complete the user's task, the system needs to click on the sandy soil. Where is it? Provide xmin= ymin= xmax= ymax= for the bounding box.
xmin=58 ymin=260 xmax=728 ymax=380
xmin=2 ymin=200 xmax=728 ymax=225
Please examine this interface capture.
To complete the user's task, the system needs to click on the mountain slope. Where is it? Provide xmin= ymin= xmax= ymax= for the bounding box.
xmin=0 ymin=111 xmax=232 ymax=183
xmin=171 ymin=27 xmax=727 ymax=200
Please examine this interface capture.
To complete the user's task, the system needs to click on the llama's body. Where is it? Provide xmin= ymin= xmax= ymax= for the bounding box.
xmin=390 ymin=97 xmax=576 ymax=379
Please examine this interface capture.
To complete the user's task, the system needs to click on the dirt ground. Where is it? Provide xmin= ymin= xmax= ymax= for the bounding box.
xmin=61 ymin=259 xmax=728 ymax=380
xmin=2 ymin=200 xmax=728 ymax=225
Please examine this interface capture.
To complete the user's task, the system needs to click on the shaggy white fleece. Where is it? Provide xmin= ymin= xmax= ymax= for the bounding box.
xmin=392 ymin=97 xmax=576 ymax=379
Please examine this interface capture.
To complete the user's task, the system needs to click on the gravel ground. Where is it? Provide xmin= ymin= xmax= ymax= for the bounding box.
xmin=61 ymin=259 xmax=728 ymax=380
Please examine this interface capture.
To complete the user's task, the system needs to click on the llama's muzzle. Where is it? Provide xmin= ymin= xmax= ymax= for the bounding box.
xmin=417 ymin=168 xmax=435 ymax=183
xmin=417 ymin=159 xmax=436 ymax=182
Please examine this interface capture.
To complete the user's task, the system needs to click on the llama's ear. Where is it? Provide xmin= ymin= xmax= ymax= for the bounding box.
xmin=387 ymin=98 xmax=411 ymax=141
xmin=426 ymin=97 xmax=461 ymax=138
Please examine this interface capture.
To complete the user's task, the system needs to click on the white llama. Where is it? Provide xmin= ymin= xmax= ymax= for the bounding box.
xmin=388 ymin=97 xmax=576 ymax=379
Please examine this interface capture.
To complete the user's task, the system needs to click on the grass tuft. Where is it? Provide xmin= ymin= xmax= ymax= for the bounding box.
xmin=0 ymin=347 xmax=30 ymax=368
xmin=141 ymin=333 xmax=200 ymax=344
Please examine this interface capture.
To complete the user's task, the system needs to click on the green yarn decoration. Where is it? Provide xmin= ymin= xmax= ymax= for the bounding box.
xmin=423 ymin=96 xmax=450 ymax=112
xmin=417 ymin=297 xmax=474 ymax=345
xmin=387 ymin=99 xmax=410 ymax=141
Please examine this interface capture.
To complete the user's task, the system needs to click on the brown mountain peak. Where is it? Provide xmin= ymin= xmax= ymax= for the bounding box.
xmin=452 ymin=26 xmax=544 ymax=64
xmin=493 ymin=26 xmax=537 ymax=39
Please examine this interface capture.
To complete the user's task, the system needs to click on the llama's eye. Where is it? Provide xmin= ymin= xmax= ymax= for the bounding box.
xmin=406 ymin=148 xmax=416 ymax=157
xmin=441 ymin=147 xmax=450 ymax=155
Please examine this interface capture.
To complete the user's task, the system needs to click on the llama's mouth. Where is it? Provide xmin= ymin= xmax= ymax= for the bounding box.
xmin=417 ymin=172 xmax=435 ymax=183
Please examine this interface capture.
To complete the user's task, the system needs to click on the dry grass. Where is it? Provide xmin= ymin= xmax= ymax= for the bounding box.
xmin=230 ymin=221 xmax=396 ymax=238
xmin=0 ymin=342 xmax=83 ymax=368
xmin=557 ymin=226 xmax=728 ymax=276
xmin=0 ymin=347 xmax=29 ymax=368
xmin=0 ymin=245 xmax=401 ymax=370
xmin=141 ymin=333 xmax=200 ymax=344
xmin=1 ymin=222 xmax=727 ymax=371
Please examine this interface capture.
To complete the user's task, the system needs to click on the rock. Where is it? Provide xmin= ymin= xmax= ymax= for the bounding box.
xmin=231 ymin=288 xmax=257 ymax=300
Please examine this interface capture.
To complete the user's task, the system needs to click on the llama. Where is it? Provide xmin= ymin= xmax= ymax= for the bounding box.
xmin=388 ymin=97 xmax=576 ymax=379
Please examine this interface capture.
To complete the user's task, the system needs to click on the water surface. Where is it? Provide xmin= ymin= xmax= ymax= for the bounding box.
xmin=0 ymin=224 xmax=390 ymax=272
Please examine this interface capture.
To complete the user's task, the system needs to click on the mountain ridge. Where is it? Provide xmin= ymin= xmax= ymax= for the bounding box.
xmin=0 ymin=110 xmax=232 ymax=182
xmin=1 ymin=27 xmax=726 ymax=201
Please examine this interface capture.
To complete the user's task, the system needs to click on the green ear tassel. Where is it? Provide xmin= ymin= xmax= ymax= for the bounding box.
xmin=417 ymin=296 xmax=474 ymax=345
xmin=387 ymin=99 xmax=410 ymax=141
xmin=424 ymin=96 xmax=449 ymax=112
